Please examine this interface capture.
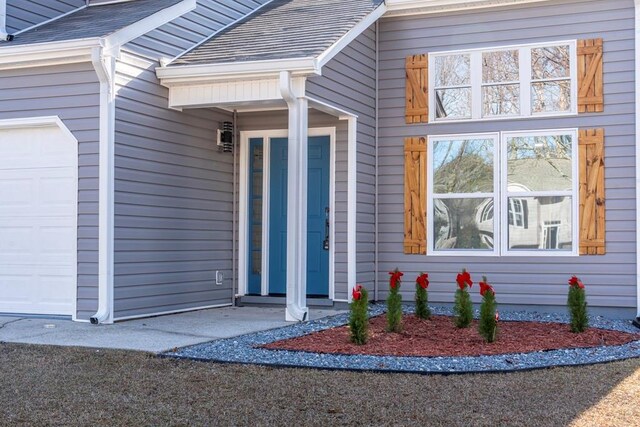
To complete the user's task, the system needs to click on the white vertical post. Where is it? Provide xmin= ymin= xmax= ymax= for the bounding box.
xmin=280 ymin=72 xmax=309 ymax=321
xmin=346 ymin=116 xmax=358 ymax=302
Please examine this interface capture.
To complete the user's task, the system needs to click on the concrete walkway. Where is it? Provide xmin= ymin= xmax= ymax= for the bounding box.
xmin=0 ymin=306 xmax=344 ymax=353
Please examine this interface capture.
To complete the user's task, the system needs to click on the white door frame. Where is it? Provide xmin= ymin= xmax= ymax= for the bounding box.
xmin=238 ymin=127 xmax=336 ymax=300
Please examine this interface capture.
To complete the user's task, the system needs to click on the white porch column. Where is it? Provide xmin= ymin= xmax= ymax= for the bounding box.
xmin=280 ymin=71 xmax=309 ymax=321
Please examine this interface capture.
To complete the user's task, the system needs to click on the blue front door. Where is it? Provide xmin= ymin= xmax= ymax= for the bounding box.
xmin=269 ymin=136 xmax=330 ymax=297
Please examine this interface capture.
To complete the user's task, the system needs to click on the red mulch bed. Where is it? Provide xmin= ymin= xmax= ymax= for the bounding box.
xmin=262 ymin=315 xmax=640 ymax=357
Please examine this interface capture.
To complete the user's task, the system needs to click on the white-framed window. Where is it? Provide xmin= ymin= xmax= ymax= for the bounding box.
xmin=427 ymin=129 xmax=578 ymax=256
xmin=428 ymin=133 xmax=500 ymax=255
xmin=430 ymin=41 xmax=577 ymax=122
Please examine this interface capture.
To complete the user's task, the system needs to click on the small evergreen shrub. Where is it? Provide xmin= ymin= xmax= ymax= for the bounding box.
xmin=478 ymin=276 xmax=498 ymax=343
xmin=454 ymin=269 xmax=473 ymax=328
xmin=415 ymin=272 xmax=431 ymax=320
xmin=387 ymin=268 xmax=403 ymax=332
xmin=349 ymin=284 xmax=369 ymax=344
xmin=567 ymin=275 xmax=588 ymax=333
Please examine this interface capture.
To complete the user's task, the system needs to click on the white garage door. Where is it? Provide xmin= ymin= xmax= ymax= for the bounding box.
xmin=0 ymin=118 xmax=77 ymax=316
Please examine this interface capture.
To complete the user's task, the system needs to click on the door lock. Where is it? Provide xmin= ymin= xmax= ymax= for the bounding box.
xmin=322 ymin=207 xmax=330 ymax=251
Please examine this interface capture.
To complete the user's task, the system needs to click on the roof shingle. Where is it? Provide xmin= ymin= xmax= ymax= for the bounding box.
xmin=5 ymin=0 xmax=184 ymax=46
xmin=172 ymin=0 xmax=384 ymax=66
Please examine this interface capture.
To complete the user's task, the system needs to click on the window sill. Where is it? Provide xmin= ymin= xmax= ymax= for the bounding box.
xmin=428 ymin=111 xmax=578 ymax=125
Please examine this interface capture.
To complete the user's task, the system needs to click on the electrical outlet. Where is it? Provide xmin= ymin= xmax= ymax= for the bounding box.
xmin=215 ymin=271 xmax=224 ymax=286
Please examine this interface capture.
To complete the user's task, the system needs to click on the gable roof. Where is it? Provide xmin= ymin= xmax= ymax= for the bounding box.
xmin=171 ymin=0 xmax=385 ymax=66
xmin=4 ymin=0 xmax=184 ymax=46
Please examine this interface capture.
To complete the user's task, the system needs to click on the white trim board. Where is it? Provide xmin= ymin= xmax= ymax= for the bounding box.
xmin=238 ymin=128 xmax=337 ymax=301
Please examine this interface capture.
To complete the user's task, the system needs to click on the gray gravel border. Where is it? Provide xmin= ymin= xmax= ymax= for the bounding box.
xmin=162 ymin=304 xmax=640 ymax=374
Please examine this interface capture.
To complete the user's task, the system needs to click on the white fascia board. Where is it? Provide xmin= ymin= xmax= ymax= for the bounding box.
xmin=317 ymin=3 xmax=387 ymax=68
xmin=157 ymin=57 xmax=320 ymax=86
xmin=0 ymin=38 xmax=101 ymax=70
xmin=103 ymin=0 xmax=196 ymax=55
xmin=385 ymin=0 xmax=553 ymax=16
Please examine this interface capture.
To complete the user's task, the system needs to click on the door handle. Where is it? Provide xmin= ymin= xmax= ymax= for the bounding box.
xmin=323 ymin=207 xmax=330 ymax=251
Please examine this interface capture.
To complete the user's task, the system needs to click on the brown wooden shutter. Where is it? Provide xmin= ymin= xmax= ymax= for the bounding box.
xmin=404 ymin=137 xmax=427 ymax=254
xmin=405 ymin=54 xmax=428 ymax=124
xmin=579 ymin=129 xmax=605 ymax=255
xmin=577 ymin=39 xmax=604 ymax=113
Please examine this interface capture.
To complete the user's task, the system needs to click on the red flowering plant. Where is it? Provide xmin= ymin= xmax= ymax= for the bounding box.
xmin=415 ymin=272 xmax=431 ymax=319
xmin=567 ymin=275 xmax=588 ymax=333
xmin=453 ymin=268 xmax=474 ymax=328
xmin=478 ymin=276 xmax=498 ymax=343
xmin=349 ymin=284 xmax=369 ymax=344
xmin=386 ymin=268 xmax=403 ymax=332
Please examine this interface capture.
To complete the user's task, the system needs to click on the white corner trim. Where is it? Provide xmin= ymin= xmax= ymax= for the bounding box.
xmin=157 ymin=57 xmax=320 ymax=86
xmin=103 ymin=0 xmax=196 ymax=55
xmin=90 ymin=47 xmax=116 ymax=325
xmin=385 ymin=0 xmax=554 ymax=16
xmin=635 ymin=0 xmax=640 ymax=317
xmin=316 ymin=3 xmax=387 ymax=68
xmin=346 ymin=116 xmax=357 ymax=303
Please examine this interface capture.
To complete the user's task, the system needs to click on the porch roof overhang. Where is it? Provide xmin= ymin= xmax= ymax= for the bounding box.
xmin=156 ymin=1 xmax=387 ymax=110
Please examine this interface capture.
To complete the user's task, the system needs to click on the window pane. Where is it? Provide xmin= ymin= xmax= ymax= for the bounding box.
xmin=483 ymin=50 xmax=519 ymax=83
xmin=507 ymin=134 xmax=573 ymax=191
xmin=252 ymin=144 xmax=264 ymax=170
xmin=433 ymin=198 xmax=494 ymax=250
xmin=251 ymin=251 xmax=261 ymax=274
xmin=434 ymin=54 xmax=470 ymax=87
xmin=531 ymin=45 xmax=570 ymax=80
xmin=252 ymin=224 xmax=262 ymax=248
xmin=531 ymin=80 xmax=571 ymax=113
xmin=433 ymin=138 xmax=494 ymax=194
xmin=435 ymin=88 xmax=472 ymax=119
xmin=482 ymin=84 xmax=520 ymax=116
xmin=507 ymin=196 xmax=572 ymax=251
xmin=252 ymin=171 xmax=263 ymax=196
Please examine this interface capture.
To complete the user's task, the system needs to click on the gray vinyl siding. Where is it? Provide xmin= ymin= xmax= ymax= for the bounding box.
xmin=124 ymin=0 xmax=270 ymax=59
xmin=307 ymin=26 xmax=378 ymax=299
xmin=377 ymin=0 xmax=636 ymax=313
xmin=0 ymin=63 xmax=100 ymax=320
xmin=236 ymin=110 xmax=347 ymax=299
xmin=112 ymin=0 xmax=268 ymax=319
xmin=5 ymin=0 xmax=84 ymax=33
